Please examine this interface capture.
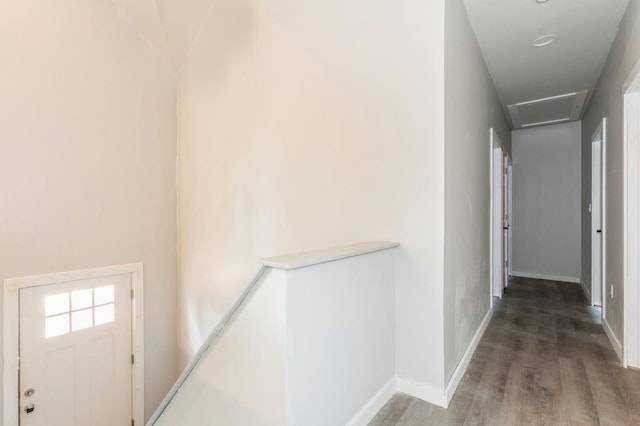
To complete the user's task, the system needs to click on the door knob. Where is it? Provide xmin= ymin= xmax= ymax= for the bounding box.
xmin=24 ymin=403 xmax=35 ymax=414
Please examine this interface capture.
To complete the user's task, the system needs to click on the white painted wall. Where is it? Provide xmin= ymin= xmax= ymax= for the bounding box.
xmin=443 ymin=0 xmax=511 ymax=383
xmin=582 ymin=0 xmax=640 ymax=345
xmin=286 ymin=249 xmax=395 ymax=425
xmin=0 ymin=0 xmax=177 ymax=419
xmin=512 ymin=122 xmax=582 ymax=282
xmin=177 ymin=0 xmax=447 ymax=392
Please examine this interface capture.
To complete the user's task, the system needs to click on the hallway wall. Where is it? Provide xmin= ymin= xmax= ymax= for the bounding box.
xmin=177 ymin=0 xmax=447 ymax=392
xmin=0 ymin=0 xmax=178 ymax=419
xmin=512 ymin=122 xmax=582 ymax=283
xmin=582 ymin=0 xmax=640 ymax=346
xmin=443 ymin=0 xmax=511 ymax=384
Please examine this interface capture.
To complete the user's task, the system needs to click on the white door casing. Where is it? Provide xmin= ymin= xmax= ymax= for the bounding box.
xmin=503 ymin=155 xmax=510 ymax=287
xmin=507 ymin=163 xmax=514 ymax=278
xmin=624 ymin=58 xmax=640 ymax=368
xmin=490 ymin=128 xmax=505 ymax=299
xmin=592 ymin=131 xmax=603 ymax=306
xmin=3 ymin=264 xmax=144 ymax=426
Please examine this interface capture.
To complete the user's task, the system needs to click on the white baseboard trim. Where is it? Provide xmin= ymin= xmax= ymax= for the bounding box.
xmin=603 ymin=316 xmax=623 ymax=363
xmin=397 ymin=377 xmax=447 ymax=408
xmin=579 ymin=279 xmax=592 ymax=303
xmin=443 ymin=307 xmax=493 ymax=407
xmin=352 ymin=310 xmax=493 ymax=421
xmin=347 ymin=376 xmax=397 ymax=426
xmin=511 ymin=271 xmax=580 ymax=284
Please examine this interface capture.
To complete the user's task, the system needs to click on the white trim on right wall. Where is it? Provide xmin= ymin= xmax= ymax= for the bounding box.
xmin=624 ymin=56 xmax=640 ymax=369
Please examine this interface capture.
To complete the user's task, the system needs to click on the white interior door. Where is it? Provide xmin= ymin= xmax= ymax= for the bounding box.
xmin=503 ymin=156 xmax=510 ymax=287
xmin=19 ymin=273 xmax=132 ymax=426
xmin=507 ymin=163 xmax=514 ymax=278
xmin=592 ymin=124 xmax=605 ymax=307
xmin=491 ymin=129 xmax=505 ymax=298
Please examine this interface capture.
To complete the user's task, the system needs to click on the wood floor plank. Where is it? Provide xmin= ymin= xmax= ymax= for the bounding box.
xmin=583 ymin=356 xmax=633 ymax=425
xmin=395 ymin=399 xmax=444 ymax=425
xmin=611 ymin=365 xmax=640 ymax=421
xmin=368 ymin=393 xmax=414 ymax=426
xmin=558 ymin=356 xmax=599 ymax=425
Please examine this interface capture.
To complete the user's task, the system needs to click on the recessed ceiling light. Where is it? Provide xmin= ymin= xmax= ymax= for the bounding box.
xmin=533 ymin=34 xmax=556 ymax=47
xmin=536 ymin=0 xmax=549 ymax=3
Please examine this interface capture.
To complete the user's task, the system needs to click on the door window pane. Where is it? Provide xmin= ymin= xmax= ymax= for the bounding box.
xmin=71 ymin=289 xmax=92 ymax=310
xmin=94 ymin=285 xmax=114 ymax=305
xmin=45 ymin=293 xmax=69 ymax=317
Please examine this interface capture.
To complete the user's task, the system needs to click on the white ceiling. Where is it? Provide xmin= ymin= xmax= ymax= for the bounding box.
xmin=463 ymin=0 xmax=629 ymax=128
xmin=112 ymin=0 xmax=630 ymax=128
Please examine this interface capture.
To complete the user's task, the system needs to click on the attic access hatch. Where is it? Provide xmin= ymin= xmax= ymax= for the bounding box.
xmin=507 ymin=90 xmax=589 ymax=129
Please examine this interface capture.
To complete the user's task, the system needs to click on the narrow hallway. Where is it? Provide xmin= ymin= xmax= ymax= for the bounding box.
xmin=370 ymin=278 xmax=640 ymax=425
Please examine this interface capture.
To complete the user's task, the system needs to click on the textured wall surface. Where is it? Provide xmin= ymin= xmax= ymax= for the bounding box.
xmin=582 ymin=0 xmax=640 ymax=343
xmin=443 ymin=0 xmax=511 ymax=383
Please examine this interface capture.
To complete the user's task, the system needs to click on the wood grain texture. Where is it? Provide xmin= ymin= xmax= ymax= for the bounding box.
xmin=369 ymin=277 xmax=640 ymax=425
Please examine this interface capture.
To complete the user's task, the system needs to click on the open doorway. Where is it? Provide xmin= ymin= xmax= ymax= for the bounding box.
xmin=591 ymin=119 xmax=606 ymax=308
xmin=490 ymin=128 xmax=506 ymax=300
xmin=624 ymin=60 xmax=640 ymax=368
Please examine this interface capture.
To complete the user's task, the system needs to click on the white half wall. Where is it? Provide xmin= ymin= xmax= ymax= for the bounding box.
xmin=153 ymin=243 xmax=397 ymax=426
xmin=512 ymin=121 xmax=582 ymax=281
xmin=581 ymin=0 xmax=640 ymax=346
xmin=0 ymin=0 xmax=177 ymax=419
xmin=286 ymin=249 xmax=395 ymax=425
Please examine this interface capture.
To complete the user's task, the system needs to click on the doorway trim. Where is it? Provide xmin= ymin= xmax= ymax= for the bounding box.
xmin=624 ymin=57 xmax=640 ymax=368
xmin=490 ymin=128 xmax=505 ymax=302
xmin=507 ymin=161 xmax=513 ymax=279
xmin=591 ymin=119 xmax=607 ymax=307
xmin=3 ymin=263 xmax=145 ymax=426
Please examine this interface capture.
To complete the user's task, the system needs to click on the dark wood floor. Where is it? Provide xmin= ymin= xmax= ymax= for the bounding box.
xmin=370 ymin=277 xmax=640 ymax=425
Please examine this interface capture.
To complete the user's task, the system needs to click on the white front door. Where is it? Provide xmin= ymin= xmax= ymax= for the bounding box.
xmin=19 ymin=273 xmax=133 ymax=426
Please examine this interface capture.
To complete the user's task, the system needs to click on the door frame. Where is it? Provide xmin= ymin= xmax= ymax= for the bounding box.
xmin=503 ymin=154 xmax=512 ymax=287
xmin=3 ymin=263 xmax=144 ymax=426
xmin=490 ymin=128 xmax=505 ymax=301
xmin=624 ymin=58 xmax=640 ymax=368
xmin=591 ymin=120 xmax=607 ymax=307
xmin=507 ymin=161 xmax=514 ymax=278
